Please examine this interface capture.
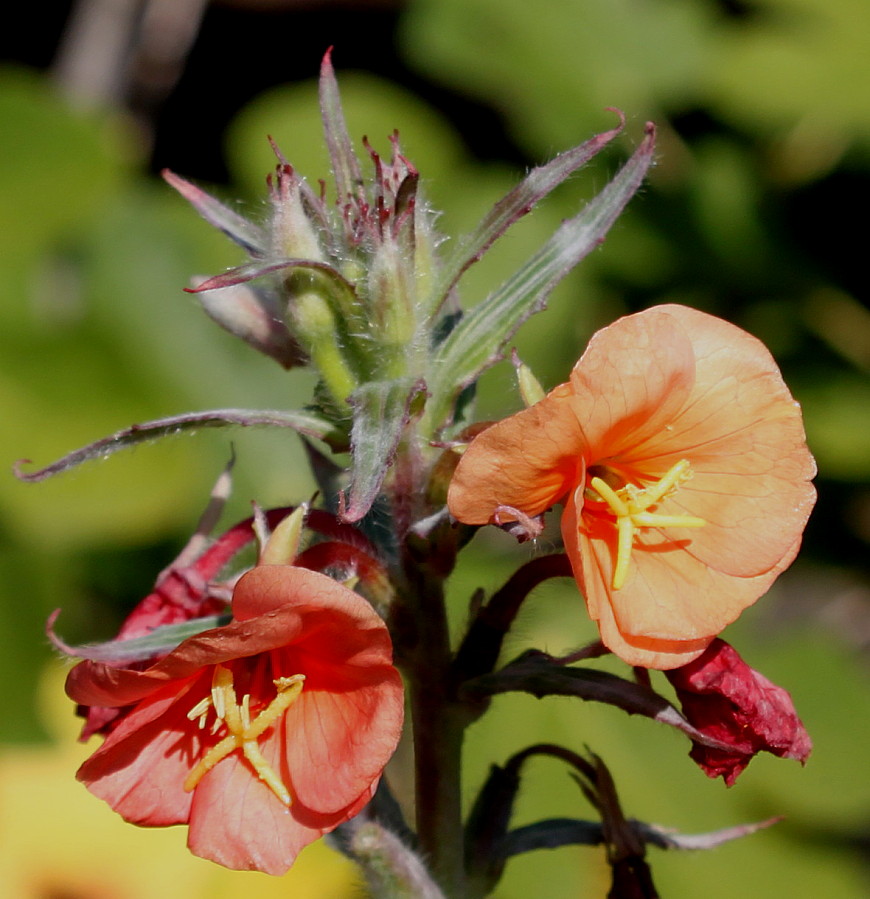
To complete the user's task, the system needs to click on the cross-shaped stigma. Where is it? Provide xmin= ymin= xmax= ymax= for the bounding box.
xmin=184 ymin=664 xmax=305 ymax=805
xmin=587 ymin=459 xmax=706 ymax=590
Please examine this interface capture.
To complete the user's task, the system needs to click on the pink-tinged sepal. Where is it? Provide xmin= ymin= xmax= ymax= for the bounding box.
xmin=162 ymin=169 xmax=266 ymax=257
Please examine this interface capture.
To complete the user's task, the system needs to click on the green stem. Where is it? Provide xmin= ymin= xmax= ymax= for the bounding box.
xmin=411 ymin=679 xmax=466 ymax=896
xmin=399 ymin=554 xmax=467 ymax=898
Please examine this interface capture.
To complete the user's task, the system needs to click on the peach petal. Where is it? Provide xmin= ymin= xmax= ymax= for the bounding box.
xmin=590 ymin=590 xmax=713 ymax=670
xmin=616 ymin=306 xmax=816 ymax=577
xmin=447 ymin=383 xmax=583 ymax=524
xmin=565 ymin=490 xmax=804 ymax=661
xmin=567 ymin=307 xmax=696 ymax=461
xmin=450 ymin=304 xmax=815 ymax=668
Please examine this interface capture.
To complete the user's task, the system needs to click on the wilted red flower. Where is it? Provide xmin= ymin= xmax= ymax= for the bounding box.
xmin=666 ymin=638 xmax=811 ymax=785
xmin=66 ymin=565 xmax=404 ymax=873
xmin=448 ymin=305 xmax=816 ymax=669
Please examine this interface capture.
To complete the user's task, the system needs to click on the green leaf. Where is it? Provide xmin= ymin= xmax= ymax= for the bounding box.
xmin=15 ymin=408 xmax=346 ymax=482
xmin=424 ymin=123 xmax=656 ymax=432
xmin=49 ymin=610 xmax=230 ymax=663
xmin=426 ymin=113 xmax=625 ymax=317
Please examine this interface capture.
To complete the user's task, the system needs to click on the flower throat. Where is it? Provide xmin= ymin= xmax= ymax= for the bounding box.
xmin=585 ymin=459 xmax=706 ymax=590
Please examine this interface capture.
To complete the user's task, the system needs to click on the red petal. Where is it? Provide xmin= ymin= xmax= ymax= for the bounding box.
xmin=75 ymin=675 xmax=208 ymax=825
xmin=666 ymin=639 xmax=812 ymax=784
xmin=186 ymin=739 xmax=359 ymax=874
xmin=66 ymin=568 xmax=382 ymax=708
xmin=284 ymin=670 xmax=404 ymax=814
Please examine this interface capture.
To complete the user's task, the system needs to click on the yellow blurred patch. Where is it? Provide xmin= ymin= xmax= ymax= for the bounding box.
xmin=0 ymin=662 xmax=363 ymax=899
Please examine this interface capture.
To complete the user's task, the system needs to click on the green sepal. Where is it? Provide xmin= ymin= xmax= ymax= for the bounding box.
xmin=425 ymin=112 xmax=625 ymax=320
xmin=343 ymin=377 xmax=428 ymax=522
xmin=319 ymin=49 xmax=364 ymax=210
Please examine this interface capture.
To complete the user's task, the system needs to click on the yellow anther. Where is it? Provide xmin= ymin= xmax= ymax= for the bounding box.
xmin=186 ymin=696 xmax=212 ymax=729
xmin=183 ymin=665 xmax=305 ymax=805
xmin=588 ymin=459 xmax=706 ymax=590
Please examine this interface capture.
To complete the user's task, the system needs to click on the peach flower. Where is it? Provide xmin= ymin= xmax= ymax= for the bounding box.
xmin=448 ymin=305 xmax=816 ymax=669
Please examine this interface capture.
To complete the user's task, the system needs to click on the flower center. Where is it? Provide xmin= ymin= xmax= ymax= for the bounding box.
xmin=183 ymin=664 xmax=305 ymax=805
xmin=585 ymin=459 xmax=706 ymax=591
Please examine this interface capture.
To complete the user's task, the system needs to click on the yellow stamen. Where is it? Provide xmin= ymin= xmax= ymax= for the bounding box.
xmin=587 ymin=459 xmax=706 ymax=590
xmin=186 ymin=695 xmax=212 ymax=730
xmin=183 ymin=665 xmax=305 ymax=805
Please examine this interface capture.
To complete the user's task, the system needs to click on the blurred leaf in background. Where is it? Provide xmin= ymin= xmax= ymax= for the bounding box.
xmin=2 ymin=0 xmax=870 ymax=896
xmin=0 ymin=68 xmax=317 ymax=742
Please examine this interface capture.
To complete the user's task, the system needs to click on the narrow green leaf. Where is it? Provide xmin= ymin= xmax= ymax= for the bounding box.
xmin=48 ymin=611 xmax=230 ymax=663
xmin=427 ymin=112 xmax=625 ymax=317
xmin=425 ymin=123 xmax=656 ymax=432
xmin=15 ymin=408 xmax=347 ymax=482
xmin=344 ymin=377 xmax=427 ymax=522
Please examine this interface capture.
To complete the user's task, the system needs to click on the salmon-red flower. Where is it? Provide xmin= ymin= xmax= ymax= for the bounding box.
xmin=66 ymin=565 xmax=404 ymax=874
xmin=448 ymin=305 xmax=816 ymax=669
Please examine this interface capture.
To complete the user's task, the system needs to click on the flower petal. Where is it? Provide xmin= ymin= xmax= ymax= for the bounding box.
xmin=447 ymin=383 xmax=584 ymax=524
xmin=567 ymin=306 xmax=697 ymax=462
xmin=231 ymin=565 xmax=387 ymax=629
xmin=552 ymin=306 xmax=816 ymax=667
xmin=66 ymin=567 xmax=383 ymax=709
xmin=563 ymin=492 xmax=711 ymax=668
xmin=185 ymin=734 xmax=369 ymax=874
xmin=65 ymin=606 xmax=309 ymax=707
xmin=666 ymin=639 xmax=812 ymax=784
xmin=284 ymin=673 xmax=404 ymax=814
xmin=616 ymin=306 xmax=816 ymax=578
xmin=75 ymin=676 xmax=207 ymax=825
xmin=563 ymin=490 xmax=802 ymax=668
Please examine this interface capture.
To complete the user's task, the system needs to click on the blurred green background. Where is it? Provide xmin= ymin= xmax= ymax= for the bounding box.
xmin=2 ymin=0 xmax=869 ymax=896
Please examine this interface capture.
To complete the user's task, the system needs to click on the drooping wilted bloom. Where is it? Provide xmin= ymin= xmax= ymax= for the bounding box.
xmin=448 ymin=305 xmax=816 ymax=669
xmin=666 ymin=638 xmax=811 ymax=785
xmin=66 ymin=566 xmax=404 ymax=874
